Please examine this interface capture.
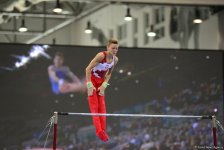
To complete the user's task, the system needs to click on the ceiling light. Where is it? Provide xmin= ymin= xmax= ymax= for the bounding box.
xmin=147 ymin=25 xmax=156 ymax=37
xmin=85 ymin=21 xmax=92 ymax=34
xmin=193 ymin=19 xmax=202 ymax=24
xmin=193 ymin=8 xmax=203 ymax=24
xmin=124 ymin=7 xmax=132 ymax=21
xmin=19 ymin=19 xmax=28 ymax=32
xmin=53 ymin=0 xmax=63 ymax=13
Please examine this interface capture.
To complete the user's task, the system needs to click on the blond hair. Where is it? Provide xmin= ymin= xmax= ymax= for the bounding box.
xmin=107 ymin=39 xmax=118 ymax=46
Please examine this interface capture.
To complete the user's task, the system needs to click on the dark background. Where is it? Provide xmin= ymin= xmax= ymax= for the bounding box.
xmin=0 ymin=44 xmax=223 ymax=149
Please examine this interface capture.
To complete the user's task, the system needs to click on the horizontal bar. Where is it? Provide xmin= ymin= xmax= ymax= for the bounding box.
xmin=58 ymin=112 xmax=211 ymax=119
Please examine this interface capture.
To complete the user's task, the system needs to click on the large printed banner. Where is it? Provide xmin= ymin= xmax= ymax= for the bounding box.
xmin=0 ymin=44 xmax=223 ymax=149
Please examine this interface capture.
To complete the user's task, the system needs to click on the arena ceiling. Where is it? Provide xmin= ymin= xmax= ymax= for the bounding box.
xmin=0 ymin=0 xmax=223 ymax=43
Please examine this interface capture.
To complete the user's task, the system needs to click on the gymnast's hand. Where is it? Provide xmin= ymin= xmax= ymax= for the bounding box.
xmin=59 ymin=83 xmax=70 ymax=93
xmin=98 ymin=86 xmax=105 ymax=96
xmin=87 ymin=82 xmax=96 ymax=96
xmin=98 ymin=82 xmax=108 ymax=96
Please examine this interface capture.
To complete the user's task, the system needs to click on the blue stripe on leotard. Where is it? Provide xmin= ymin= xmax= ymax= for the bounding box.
xmin=50 ymin=68 xmax=67 ymax=95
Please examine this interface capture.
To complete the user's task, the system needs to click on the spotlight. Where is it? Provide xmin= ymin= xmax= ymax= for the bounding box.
xmin=124 ymin=7 xmax=133 ymax=21
xmin=85 ymin=21 xmax=92 ymax=34
xmin=19 ymin=18 xmax=28 ymax=32
xmin=193 ymin=19 xmax=202 ymax=24
xmin=53 ymin=0 xmax=63 ymax=13
xmin=147 ymin=25 xmax=156 ymax=37
xmin=193 ymin=8 xmax=203 ymax=24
